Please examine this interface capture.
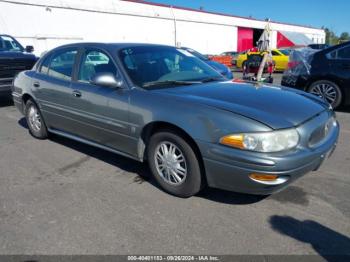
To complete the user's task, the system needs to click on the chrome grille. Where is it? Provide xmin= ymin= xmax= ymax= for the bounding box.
xmin=0 ymin=59 xmax=35 ymax=72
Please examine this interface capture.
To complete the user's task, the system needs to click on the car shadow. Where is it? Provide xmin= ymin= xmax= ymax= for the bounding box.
xmin=269 ymin=215 xmax=350 ymax=261
xmin=196 ymin=188 xmax=267 ymax=205
xmin=267 ymin=186 xmax=309 ymax=206
xmin=18 ymin=117 xmax=267 ymax=205
xmin=336 ymin=105 xmax=350 ymax=113
xmin=0 ymin=95 xmax=13 ymax=108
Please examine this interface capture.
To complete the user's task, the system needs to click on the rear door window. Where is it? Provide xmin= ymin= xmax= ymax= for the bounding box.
xmin=48 ymin=49 xmax=78 ymax=81
xmin=327 ymin=46 xmax=350 ymax=60
xmin=337 ymin=46 xmax=350 ymax=59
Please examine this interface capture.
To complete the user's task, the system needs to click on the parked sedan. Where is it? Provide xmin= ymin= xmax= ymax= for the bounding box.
xmin=282 ymin=41 xmax=350 ymax=109
xmin=181 ymin=47 xmax=234 ymax=79
xmin=12 ymin=43 xmax=339 ymax=197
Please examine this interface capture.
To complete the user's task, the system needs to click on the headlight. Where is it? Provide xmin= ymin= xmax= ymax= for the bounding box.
xmin=220 ymin=128 xmax=299 ymax=153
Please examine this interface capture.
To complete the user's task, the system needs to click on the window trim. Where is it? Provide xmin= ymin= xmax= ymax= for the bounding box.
xmin=38 ymin=52 xmax=53 ymax=75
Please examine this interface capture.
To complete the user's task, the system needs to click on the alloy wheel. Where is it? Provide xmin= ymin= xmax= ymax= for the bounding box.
xmin=154 ymin=141 xmax=187 ymax=185
xmin=309 ymin=83 xmax=338 ymax=106
xmin=28 ymin=105 xmax=41 ymax=132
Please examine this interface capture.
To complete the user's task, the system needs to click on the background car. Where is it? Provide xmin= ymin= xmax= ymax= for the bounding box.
xmin=0 ymin=34 xmax=37 ymax=96
xmin=282 ymin=41 xmax=350 ymax=109
xmin=182 ymin=47 xmax=234 ymax=79
xmin=236 ymin=48 xmax=290 ymax=71
xmin=220 ymin=51 xmax=239 ymax=57
xmin=219 ymin=51 xmax=239 ymax=67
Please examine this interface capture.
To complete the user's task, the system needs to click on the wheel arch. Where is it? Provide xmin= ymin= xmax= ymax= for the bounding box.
xmin=306 ymin=77 xmax=342 ymax=91
xmin=21 ymin=93 xmax=34 ymax=113
xmin=139 ymin=121 xmax=207 ymax=184
xmin=306 ymin=78 xmax=345 ymax=106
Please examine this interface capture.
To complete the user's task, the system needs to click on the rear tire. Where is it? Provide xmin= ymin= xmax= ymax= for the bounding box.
xmin=25 ymin=99 xmax=48 ymax=139
xmin=307 ymin=80 xmax=343 ymax=109
xmin=147 ymin=131 xmax=203 ymax=198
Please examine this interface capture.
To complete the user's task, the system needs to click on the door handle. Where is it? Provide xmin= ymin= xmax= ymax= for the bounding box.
xmin=33 ymin=82 xmax=40 ymax=88
xmin=72 ymin=90 xmax=82 ymax=98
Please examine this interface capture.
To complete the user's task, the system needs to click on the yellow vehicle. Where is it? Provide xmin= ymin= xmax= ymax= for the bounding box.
xmin=236 ymin=49 xmax=290 ymax=71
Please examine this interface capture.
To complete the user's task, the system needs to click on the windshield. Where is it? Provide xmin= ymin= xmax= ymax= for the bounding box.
xmin=279 ymin=49 xmax=291 ymax=56
xmin=119 ymin=46 xmax=223 ymax=89
xmin=0 ymin=35 xmax=24 ymax=52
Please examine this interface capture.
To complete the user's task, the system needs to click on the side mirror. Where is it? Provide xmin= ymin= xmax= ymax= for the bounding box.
xmin=25 ymin=45 xmax=34 ymax=53
xmin=90 ymin=73 xmax=123 ymax=88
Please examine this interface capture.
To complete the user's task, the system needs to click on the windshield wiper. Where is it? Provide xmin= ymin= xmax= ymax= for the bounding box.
xmin=142 ymin=80 xmax=201 ymax=88
xmin=200 ymin=77 xmax=225 ymax=83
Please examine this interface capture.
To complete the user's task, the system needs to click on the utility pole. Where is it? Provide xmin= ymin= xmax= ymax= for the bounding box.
xmin=170 ymin=6 xmax=178 ymax=47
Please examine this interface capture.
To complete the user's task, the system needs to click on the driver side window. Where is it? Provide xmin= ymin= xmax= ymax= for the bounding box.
xmin=78 ymin=49 xmax=117 ymax=83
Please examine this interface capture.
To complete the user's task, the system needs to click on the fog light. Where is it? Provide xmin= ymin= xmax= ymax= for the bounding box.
xmin=249 ymin=173 xmax=278 ymax=181
xmin=249 ymin=173 xmax=289 ymax=185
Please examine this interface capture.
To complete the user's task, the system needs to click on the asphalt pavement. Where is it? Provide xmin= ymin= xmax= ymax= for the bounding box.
xmin=0 ymin=88 xmax=349 ymax=258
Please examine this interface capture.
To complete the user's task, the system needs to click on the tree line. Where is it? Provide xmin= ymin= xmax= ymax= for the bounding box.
xmin=323 ymin=27 xmax=350 ymax=45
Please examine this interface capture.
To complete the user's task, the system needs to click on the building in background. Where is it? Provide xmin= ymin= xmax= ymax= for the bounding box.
xmin=0 ymin=0 xmax=325 ymax=56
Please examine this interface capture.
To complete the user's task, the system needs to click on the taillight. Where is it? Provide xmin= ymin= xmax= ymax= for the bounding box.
xmin=287 ymin=61 xmax=300 ymax=69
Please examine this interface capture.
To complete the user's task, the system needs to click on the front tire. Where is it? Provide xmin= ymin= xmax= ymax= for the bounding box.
xmin=308 ymin=80 xmax=343 ymax=109
xmin=25 ymin=99 xmax=48 ymax=139
xmin=147 ymin=131 xmax=203 ymax=198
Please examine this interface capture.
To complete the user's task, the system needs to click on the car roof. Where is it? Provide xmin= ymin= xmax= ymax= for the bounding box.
xmin=0 ymin=34 xmax=16 ymax=38
xmin=319 ymin=41 xmax=350 ymax=54
xmin=49 ymin=42 xmax=175 ymax=52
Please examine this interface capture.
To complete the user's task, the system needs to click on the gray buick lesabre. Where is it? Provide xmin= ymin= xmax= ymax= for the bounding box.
xmin=12 ymin=43 xmax=339 ymax=197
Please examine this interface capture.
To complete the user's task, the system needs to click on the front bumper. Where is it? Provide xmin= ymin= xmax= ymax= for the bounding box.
xmin=0 ymin=77 xmax=13 ymax=95
xmin=197 ymin=113 xmax=339 ymax=195
xmin=12 ymin=92 xmax=24 ymax=114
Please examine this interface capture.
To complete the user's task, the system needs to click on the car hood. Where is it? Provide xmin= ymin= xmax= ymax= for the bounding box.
xmin=0 ymin=51 xmax=37 ymax=60
xmin=154 ymin=81 xmax=327 ymax=129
